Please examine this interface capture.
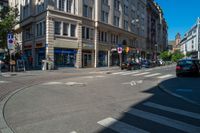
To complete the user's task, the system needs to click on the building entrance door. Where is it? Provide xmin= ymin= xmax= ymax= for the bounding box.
xmin=83 ymin=53 xmax=92 ymax=67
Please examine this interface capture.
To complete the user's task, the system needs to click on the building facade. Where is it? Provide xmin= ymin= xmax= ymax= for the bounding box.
xmin=146 ymin=0 xmax=168 ymax=60
xmin=9 ymin=0 xmax=167 ymax=69
xmin=180 ymin=18 xmax=200 ymax=59
xmin=0 ymin=0 xmax=8 ymax=21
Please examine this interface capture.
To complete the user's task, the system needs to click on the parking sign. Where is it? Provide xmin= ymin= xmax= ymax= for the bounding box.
xmin=7 ymin=33 xmax=15 ymax=50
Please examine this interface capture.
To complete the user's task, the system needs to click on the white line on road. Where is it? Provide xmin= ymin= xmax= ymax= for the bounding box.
xmin=157 ymin=74 xmax=173 ymax=79
xmin=121 ymin=71 xmax=140 ymax=75
xmin=127 ymin=109 xmax=200 ymax=133
xmin=112 ymin=71 xmax=127 ymax=75
xmin=144 ymin=73 xmax=161 ymax=77
xmin=97 ymin=117 xmax=149 ymax=133
xmin=42 ymin=82 xmax=63 ymax=85
xmin=132 ymin=72 xmax=150 ymax=76
xmin=96 ymin=75 xmax=106 ymax=78
xmin=143 ymin=102 xmax=200 ymax=120
xmin=0 ymin=81 xmax=9 ymax=84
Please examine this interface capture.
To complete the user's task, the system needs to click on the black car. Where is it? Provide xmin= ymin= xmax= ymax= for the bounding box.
xmin=121 ymin=60 xmax=141 ymax=70
xmin=176 ymin=59 xmax=200 ymax=77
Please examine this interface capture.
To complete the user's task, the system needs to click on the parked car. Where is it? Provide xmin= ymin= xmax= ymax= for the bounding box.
xmin=121 ymin=60 xmax=141 ymax=70
xmin=141 ymin=60 xmax=153 ymax=68
xmin=176 ymin=59 xmax=200 ymax=77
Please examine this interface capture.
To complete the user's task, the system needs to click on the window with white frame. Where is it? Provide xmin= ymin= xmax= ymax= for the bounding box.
xmin=114 ymin=0 xmax=120 ymax=10
xmin=82 ymin=26 xmax=94 ymax=40
xmin=57 ymin=0 xmax=72 ymax=13
xmin=101 ymin=11 xmax=108 ymax=23
xmin=114 ymin=16 xmax=119 ymax=27
xmin=54 ymin=21 xmax=61 ymax=35
xmin=124 ymin=20 xmax=128 ymax=30
xmin=70 ymin=24 xmax=76 ymax=37
xmin=100 ymin=31 xmax=108 ymax=42
xmin=36 ymin=0 xmax=45 ymax=14
xmin=63 ymin=23 xmax=69 ymax=36
xmin=124 ymin=5 xmax=128 ymax=15
xmin=36 ymin=21 xmax=46 ymax=37
xmin=83 ymin=4 xmax=93 ymax=19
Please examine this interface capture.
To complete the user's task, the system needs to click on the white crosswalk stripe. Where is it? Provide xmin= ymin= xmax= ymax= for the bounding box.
xmin=127 ymin=108 xmax=200 ymax=133
xmin=121 ymin=71 xmax=140 ymax=75
xmin=132 ymin=72 xmax=150 ymax=76
xmin=143 ymin=102 xmax=200 ymax=120
xmin=97 ymin=102 xmax=200 ymax=133
xmin=144 ymin=73 xmax=161 ymax=77
xmin=157 ymin=74 xmax=173 ymax=79
xmin=97 ymin=117 xmax=149 ymax=133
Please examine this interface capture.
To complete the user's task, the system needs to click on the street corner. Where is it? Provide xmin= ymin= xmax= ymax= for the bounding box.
xmin=158 ymin=78 xmax=200 ymax=106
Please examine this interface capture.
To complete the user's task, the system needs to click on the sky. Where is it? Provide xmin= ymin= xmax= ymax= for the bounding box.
xmin=154 ymin=0 xmax=200 ymax=40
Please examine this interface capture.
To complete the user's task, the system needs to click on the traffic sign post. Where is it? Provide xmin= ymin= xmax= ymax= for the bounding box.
xmin=117 ymin=45 xmax=123 ymax=67
xmin=7 ymin=33 xmax=15 ymax=72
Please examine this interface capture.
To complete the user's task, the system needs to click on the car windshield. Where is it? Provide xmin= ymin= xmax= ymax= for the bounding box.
xmin=178 ymin=60 xmax=193 ymax=65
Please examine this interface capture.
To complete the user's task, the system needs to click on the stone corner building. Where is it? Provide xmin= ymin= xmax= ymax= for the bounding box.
xmin=9 ymin=0 xmax=167 ymax=69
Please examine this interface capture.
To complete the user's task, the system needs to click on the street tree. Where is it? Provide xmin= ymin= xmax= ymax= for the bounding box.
xmin=0 ymin=6 xmax=19 ymax=49
xmin=171 ymin=50 xmax=185 ymax=62
xmin=159 ymin=51 xmax=172 ymax=61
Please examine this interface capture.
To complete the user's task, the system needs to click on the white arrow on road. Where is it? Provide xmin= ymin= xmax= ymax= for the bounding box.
xmin=122 ymin=80 xmax=143 ymax=86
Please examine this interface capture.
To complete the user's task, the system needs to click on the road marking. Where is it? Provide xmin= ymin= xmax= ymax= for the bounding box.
xmin=143 ymin=102 xmax=200 ymax=120
xmin=176 ymin=89 xmax=193 ymax=92
xmin=127 ymin=108 xmax=200 ymax=133
xmin=96 ymin=75 xmax=106 ymax=78
xmin=0 ymin=81 xmax=9 ymax=84
xmin=70 ymin=131 xmax=77 ymax=133
xmin=65 ymin=82 xmax=86 ymax=86
xmin=112 ymin=71 xmax=127 ymax=75
xmin=84 ymin=76 xmax=94 ymax=79
xmin=42 ymin=82 xmax=63 ymax=85
xmin=144 ymin=73 xmax=161 ymax=77
xmin=145 ymin=69 xmax=153 ymax=71
xmin=132 ymin=72 xmax=150 ymax=76
xmin=97 ymin=117 xmax=149 ymax=133
xmin=157 ymin=74 xmax=173 ymax=79
xmin=121 ymin=71 xmax=140 ymax=75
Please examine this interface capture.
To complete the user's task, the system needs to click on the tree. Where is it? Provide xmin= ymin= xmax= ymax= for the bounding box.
xmin=171 ymin=50 xmax=184 ymax=62
xmin=0 ymin=6 xmax=19 ymax=49
xmin=159 ymin=51 xmax=172 ymax=61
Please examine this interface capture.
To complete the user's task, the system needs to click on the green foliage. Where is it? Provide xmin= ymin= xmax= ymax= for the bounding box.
xmin=171 ymin=50 xmax=184 ymax=62
xmin=159 ymin=51 xmax=172 ymax=61
xmin=0 ymin=6 xmax=19 ymax=49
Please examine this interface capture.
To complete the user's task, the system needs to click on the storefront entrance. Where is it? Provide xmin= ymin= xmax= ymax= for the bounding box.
xmin=83 ymin=53 xmax=92 ymax=67
xmin=54 ymin=48 xmax=77 ymax=67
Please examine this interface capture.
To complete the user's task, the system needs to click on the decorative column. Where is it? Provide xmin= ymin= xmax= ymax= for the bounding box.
xmin=76 ymin=23 xmax=83 ymax=68
xmin=46 ymin=11 xmax=54 ymax=64
xmin=94 ymin=26 xmax=99 ymax=68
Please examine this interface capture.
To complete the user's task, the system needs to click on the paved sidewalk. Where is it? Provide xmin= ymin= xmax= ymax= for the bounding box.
xmin=159 ymin=77 xmax=200 ymax=106
xmin=0 ymin=66 xmax=120 ymax=77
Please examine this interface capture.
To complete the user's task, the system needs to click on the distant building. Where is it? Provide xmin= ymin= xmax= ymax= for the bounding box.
xmin=180 ymin=18 xmax=200 ymax=59
xmin=0 ymin=0 xmax=8 ymax=21
xmin=168 ymin=40 xmax=175 ymax=52
xmin=172 ymin=33 xmax=181 ymax=52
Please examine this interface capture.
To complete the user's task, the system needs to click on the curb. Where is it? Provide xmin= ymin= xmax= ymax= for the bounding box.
xmin=0 ymin=83 xmax=43 ymax=133
xmin=158 ymin=83 xmax=200 ymax=107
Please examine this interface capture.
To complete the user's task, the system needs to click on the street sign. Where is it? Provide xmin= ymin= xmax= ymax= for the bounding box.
xmin=117 ymin=47 xmax=122 ymax=54
xmin=7 ymin=33 xmax=15 ymax=50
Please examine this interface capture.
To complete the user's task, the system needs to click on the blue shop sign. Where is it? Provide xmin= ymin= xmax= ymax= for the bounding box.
xmin=54 ymin=49 xmax=77 ymax=54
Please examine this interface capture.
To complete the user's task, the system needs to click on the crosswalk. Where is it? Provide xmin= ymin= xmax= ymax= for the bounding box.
xmin=112 ymin=70 xmax=174 ymax=79
xmin=97 ymin=102 xmax=200 ymax=133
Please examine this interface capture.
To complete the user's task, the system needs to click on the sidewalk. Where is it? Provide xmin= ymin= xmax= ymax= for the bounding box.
xmin=159 ymin=77 xmax=200 ymax=106
xmin=0 ymin=66 xmax=120 ymax=77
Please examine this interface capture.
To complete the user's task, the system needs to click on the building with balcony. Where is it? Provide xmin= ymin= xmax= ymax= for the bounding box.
xmin=146 ymin=0 xmax=168 ymax=60
xmin=9 ymin=0 xmax=166 ymax=69
xmin=180 ymin=18 xmax=200 ymax=59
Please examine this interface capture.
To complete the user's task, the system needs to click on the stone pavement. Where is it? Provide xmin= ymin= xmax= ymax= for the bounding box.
xmin=159 ymin=77 xmax=200 ymax=106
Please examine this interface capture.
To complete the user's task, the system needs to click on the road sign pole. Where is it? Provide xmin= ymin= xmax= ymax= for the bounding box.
xmin=119 ymin=53 xmax=122 ymax=67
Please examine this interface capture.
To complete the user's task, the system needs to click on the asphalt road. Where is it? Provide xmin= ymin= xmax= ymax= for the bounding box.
xmin=2 ymin=66 xmax=200 ymax=133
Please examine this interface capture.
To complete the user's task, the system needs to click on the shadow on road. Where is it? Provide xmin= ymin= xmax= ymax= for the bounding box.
xmin=96 ymin=77 xmax=200 ymax=133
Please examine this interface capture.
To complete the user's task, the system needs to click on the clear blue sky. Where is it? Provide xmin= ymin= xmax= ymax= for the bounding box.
xmin=155 ymin=0 xmax=200 ymax=40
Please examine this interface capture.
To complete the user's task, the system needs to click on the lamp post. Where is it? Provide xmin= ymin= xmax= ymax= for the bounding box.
xmin=155 ymin=44 xmax=158 ymax=60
